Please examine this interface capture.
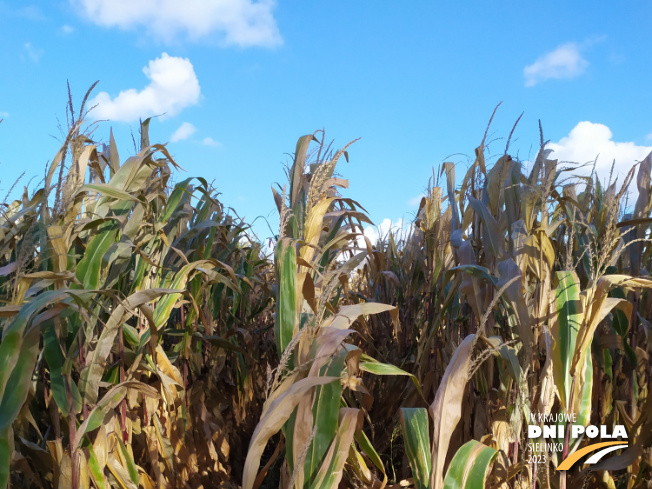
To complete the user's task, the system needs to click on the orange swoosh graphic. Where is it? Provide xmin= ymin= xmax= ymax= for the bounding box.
xmin=557 ymin=441 xmax=627 ymax=471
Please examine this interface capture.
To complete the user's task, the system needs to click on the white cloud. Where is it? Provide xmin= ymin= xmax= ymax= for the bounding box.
xmin=524 ymin=43 xmax=588 ymax=87
xmin=408 ymin=194 xmax=425 ymax=207
xmin=170 ymin=122 xmax=196 ymax=142
xmin=548 ymin=121 xmax=652 ymax=180
xmin=72 ymin=0 xmax=281 ymax=47
xmin=23 ymin=42 xmax=43 ymax=63
xmin=89 ymin=53 xmax=200 ymax=123
xmin=361 ymin=218 xmax=411 ymax=247
xmin=201 ymin=137 xmax=222 ymax=147
xmin=61 ymin=24 xmax=74 ymax=34
xmin=0 ymin=112 xmax=8 ymax=119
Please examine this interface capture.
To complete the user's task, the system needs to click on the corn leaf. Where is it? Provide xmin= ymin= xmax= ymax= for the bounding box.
xmin=443 ymin=440 xmax=498 ymax=489
xmin=274 ymin=238 xmax=297 ymax=356
xmin=242 ymin=376 xmax=337 ymax=489
xmin=310 ymin=408 xmax=361 ymax=489
xmin=400 ymin=408 xmax=432 ymax=489
xmin=430 ymin=334 xmax=475 ymax=489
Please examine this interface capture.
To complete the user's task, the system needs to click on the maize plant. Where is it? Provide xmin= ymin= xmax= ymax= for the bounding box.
xmin=244 ymin=132 xmax=421 ymax=489
xmin=2 ymin=92 xmax=274 ymax=489
xmin=2 ymin=92 xmax=652 ymax=489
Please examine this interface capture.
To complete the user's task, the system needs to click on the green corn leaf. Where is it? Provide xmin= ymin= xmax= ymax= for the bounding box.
xmin=162 ymin=178 xmax=194 ymax=223
xmin=552 ymin=270 xmax=582 ymax=412
xmin=75 ymin=221 xmax=120 ymax=290
xmin=0 ymin=289 xmax=82 ymax=485
xmin=551 ymin=271 xmax=594 ymax=455
xmin=0 ymin=329 xmax=39 ymax=489
xmin=400 ymin=408 xmax=432 ymax=489
xmin=87 ymin=445 xmax=108 ymax=489
xmin=359 ymin=354 xmax=425 ymax=400
xmin=152 ymin=261 xmax=219 ymax=327
xmin=117 ymin=438 xmax=139 ymax=485
xmin=107 ymin=455 xmax=138 ymax=489
xmin=274 ymin=238 xmax=297 ymax=356
xmin=304 ymin=349 xmax=347 ymax=484
xmin=443 ymin=440 xmax=498 ymax=489
xmin=80 ymin=288 xmax=178 ymax=405
xmin=354 ymin=430 xmax=385 ymax=479
xmin=242 ymin=376 xmax=338 ymax=489
xmin=76 ymin=381 xmax=158 ymax=448
xmin=137 ymin=261 xmax=235 ymax=351
xmin=43 ymin=321 xmax=82 ymax=416
xmin=310 ymin=408 xmax=361 ymax=489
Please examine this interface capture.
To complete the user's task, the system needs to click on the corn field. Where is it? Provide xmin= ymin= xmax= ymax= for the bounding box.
xmin=1 ymin=96 xmax=652 ymax=489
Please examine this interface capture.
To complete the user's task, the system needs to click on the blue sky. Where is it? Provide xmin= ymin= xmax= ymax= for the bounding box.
xmin=1 ymin=1 xmax=651 ymax=241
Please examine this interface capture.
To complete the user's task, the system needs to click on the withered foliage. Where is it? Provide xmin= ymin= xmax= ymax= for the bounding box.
xmin=2 ymin=103 xmax=652 ymax=489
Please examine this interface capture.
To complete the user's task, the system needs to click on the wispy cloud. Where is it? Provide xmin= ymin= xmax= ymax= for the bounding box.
xmin=72 ymin=0 xmax=282 ymax=47
xmin=170 ymin=122 xmax=196 ymax=142
xmin=524 ymin=42 xmax=588 ymax=87
xmin=89 ymin=53 xmax=200 ymax=123
xmin=548 ymin=121 xmax=652 ymax=179
xmin=408 ymin=194 xmax=425 ymax=207
xmin=23 ymin=42 xmax=43 ymax=63
xmin=201 ymin=137 xmax=222 ymax=147
xmin=16 ymin=5 xmax=45 ymax=21
xmin=61 ymin=24 xmax=74 ymax=35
